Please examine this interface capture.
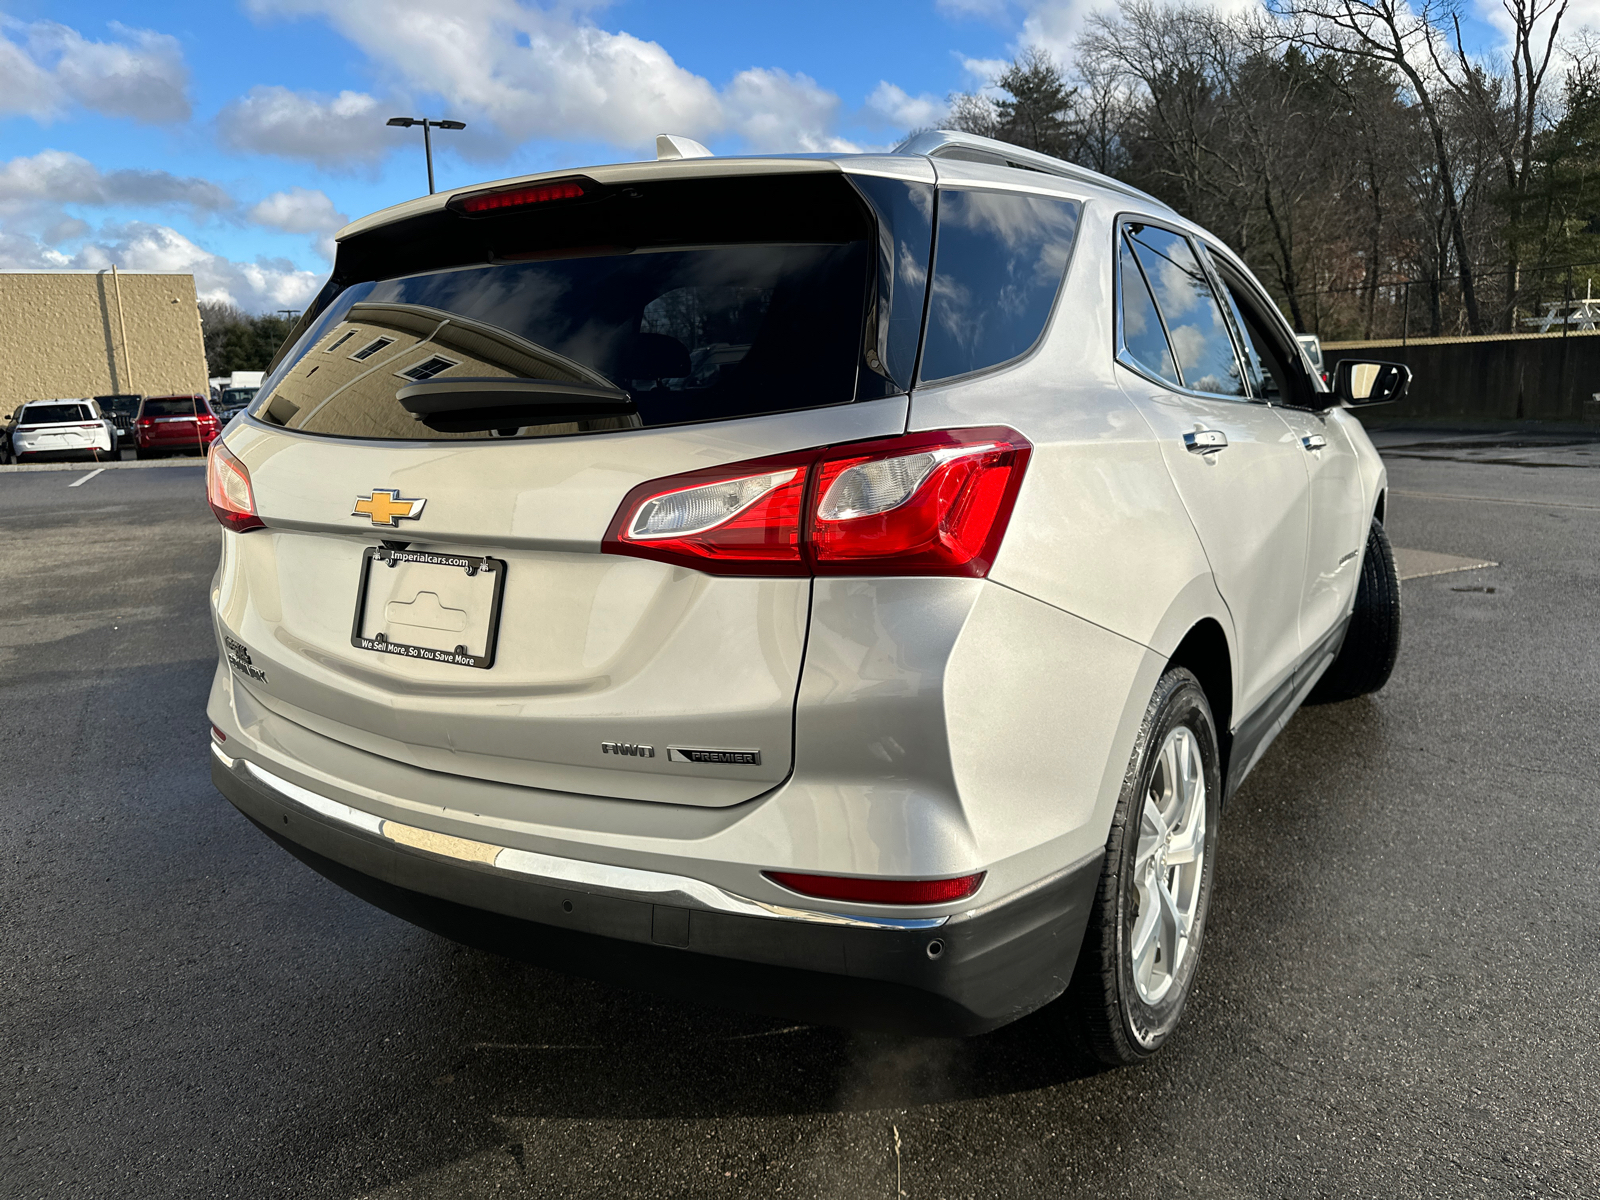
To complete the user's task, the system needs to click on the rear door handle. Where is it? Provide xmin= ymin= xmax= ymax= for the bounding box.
xmin=1302 ymin=434 xmax=1328 ymax=452
xmin=1184 ymin=429 xmax=1228 ymax=455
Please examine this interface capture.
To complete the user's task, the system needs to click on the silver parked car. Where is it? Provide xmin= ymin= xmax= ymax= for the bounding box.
xmin=206 ymin=130 xmax=1406 ymax=1060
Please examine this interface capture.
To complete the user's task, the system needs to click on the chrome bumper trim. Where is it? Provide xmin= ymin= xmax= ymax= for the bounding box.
xmin=227 ymin=752 xmax=948 ymax=931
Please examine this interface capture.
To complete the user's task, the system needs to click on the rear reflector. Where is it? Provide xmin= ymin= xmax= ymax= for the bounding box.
xmin=455 ymin=179 xmax=587 ymax=214
xmin=603 ymin=427 xmax=1029 ymax=577
xmin=210 ymin=724 xmax=226 ymax=743
xmin=206 ymin=440 xmax=264 ymax=533
xmin=765 ymin=871 xmax=985 ymax=905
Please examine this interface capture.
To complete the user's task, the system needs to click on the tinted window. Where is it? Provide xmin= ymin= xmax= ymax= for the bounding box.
xmin=254 ymin=173 xmax=932 ymax=442
xmin=1119 ymin=235 xmax=1180 ymax=386
xmin=95 ymin=395 xmax=141 ymax=417
xmin=920 ymin=189 xmax=1081 ymax=384
xmin=21 ymin=403 xmax=91 ymax=424
xmin=256 ymin=244 xmax=866 ymax=441
xmin=142 ymin=397 xmax=203 ymax=417
xmin=850 ymin=175 xmax=934 ymax=394
xmin=1126 ymin=224 xmax=1245 ymax=397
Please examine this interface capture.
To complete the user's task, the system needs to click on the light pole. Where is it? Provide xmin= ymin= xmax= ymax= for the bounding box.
xmin=386 ymin=117 xmax=466 ymax=194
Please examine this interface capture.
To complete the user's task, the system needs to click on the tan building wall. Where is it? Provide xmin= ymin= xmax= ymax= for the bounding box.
xmin=0 ymin=270 xmax=209 ymax=419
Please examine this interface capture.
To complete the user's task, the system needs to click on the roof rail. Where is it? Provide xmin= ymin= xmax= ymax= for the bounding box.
xmin=893 ymin=129 xmax=1168 ymax=209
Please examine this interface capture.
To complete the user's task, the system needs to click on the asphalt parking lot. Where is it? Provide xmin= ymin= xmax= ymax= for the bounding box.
xmin=2 ymin=431 xmax=1596 ymax=1199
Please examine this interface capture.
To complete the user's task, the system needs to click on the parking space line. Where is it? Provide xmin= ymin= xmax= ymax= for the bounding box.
xmin=67 ymin=468 xmax=106 ymax=488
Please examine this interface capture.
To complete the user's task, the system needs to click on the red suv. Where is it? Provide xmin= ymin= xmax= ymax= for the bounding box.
xmin=135 ymin=394 xmax=220 ymax=459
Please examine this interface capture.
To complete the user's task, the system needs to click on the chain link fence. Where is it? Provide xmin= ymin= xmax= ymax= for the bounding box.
xmin=1288 ymin=261 xmax=1600 ymax=345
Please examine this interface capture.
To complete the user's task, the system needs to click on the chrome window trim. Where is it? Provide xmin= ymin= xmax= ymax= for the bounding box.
xmin=219 ymin=748 xmax=950 ymax=931
xmin=1113 ymin=214 xmax=1262 ymax=406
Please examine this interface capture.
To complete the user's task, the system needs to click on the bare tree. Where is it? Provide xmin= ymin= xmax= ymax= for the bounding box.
xmin=1275 ymin=0 xmax=1558 ymax=334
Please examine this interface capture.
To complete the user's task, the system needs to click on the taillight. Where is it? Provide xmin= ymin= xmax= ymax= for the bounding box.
xmin=603 ymin=452 xmax=816 ymax=576
xmin=765 ymin=870 xmax=985 ymax=905
xmin=602 ymin=428 xmax=1030 ymax=578
xmin=77 ymin=423 xmax=101 ymax=429
xmin=207 ymin=440 xmax=264 ymax=532
xmin=136 ymin=418 xmax=154 ymax=428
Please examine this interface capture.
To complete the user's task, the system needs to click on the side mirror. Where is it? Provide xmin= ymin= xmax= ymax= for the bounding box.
xmin=1332 ymin=359 xmax=1409 ymax=407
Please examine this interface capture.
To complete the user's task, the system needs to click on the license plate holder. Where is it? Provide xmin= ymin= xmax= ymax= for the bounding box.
xmin=351 ymin=547 xmax=506 ymax=669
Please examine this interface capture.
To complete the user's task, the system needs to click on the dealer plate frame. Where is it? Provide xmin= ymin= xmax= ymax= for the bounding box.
xmin=350 ymin=546 xmax=507 ymax=670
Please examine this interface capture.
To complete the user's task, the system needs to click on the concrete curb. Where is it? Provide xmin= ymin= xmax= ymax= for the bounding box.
xmin=0 ymin=457 xmax=204 ymax=474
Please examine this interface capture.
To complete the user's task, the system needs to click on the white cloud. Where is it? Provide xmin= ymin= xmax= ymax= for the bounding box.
xmin=863 ymin=82 xmax=950 ymax=131
xmin=248 ymin=187 xmax=348 ymax=235
xmin=1020 ymin=0 xmax=1265 ymax=61
xmin=0 ymin=221 xmax=324 ymax=313
xmin=724 ymin=68 xmax=860 ymax=152
xmin=958 ymin=55 xmax=1010 ymax=89
xmin=217 ymin=86 xmax=391 ymax=168
xmin=246 ymin=0 xmax=723 ymax=151
xmin=248 ymin=186 xmax=349 ymax=260
xmin=938 ymin=0 xmax=1013 ymax=18
xmin=0 ymin=19 xmax=190 ymax=123
xmin=242 ymin=0 xmax=857 ymax=155
xmin=0 ymin=150 xmax=232 ymax=214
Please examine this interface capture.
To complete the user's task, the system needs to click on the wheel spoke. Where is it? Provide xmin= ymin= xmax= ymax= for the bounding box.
xmin=1142 ymin=796 xmax=1168 ymax=846
xmin=1165 ymin=819 xmax=1202 ymax=865
xmin=1159 ymin=874 xmax=1189 ymax=944
xmin=1130 ymin=886 xmax=1159 ymax=979
xmin=1157 ymin=736 xmax=1181 ymax=822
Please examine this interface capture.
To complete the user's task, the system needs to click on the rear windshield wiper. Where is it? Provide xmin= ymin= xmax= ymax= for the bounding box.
xmin=396 ymin=377 xmax=637 ymax=433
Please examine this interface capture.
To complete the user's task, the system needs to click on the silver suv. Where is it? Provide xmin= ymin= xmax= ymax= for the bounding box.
xmin=206 ymin=130 xmax=1405 ymax=1061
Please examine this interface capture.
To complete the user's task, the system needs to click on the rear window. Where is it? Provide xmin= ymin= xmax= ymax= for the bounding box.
xmin=143 ymin=397 xmax=204 ymax=417
xmin=254 ymin=173 xmax=934 ymax=442
xmin=919 ymin=189 xmax=1081 ymax=384
xmin=22 ymin=403 xmax=92 ymax=424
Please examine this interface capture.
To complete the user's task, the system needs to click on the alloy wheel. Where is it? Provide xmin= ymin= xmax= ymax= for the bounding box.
xmin=1129 ymin=724 xmax=1208 ymax=1004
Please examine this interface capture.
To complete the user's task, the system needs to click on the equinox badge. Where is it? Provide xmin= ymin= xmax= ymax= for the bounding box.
xmin=353 ymin=489 xmax=427 ymax=526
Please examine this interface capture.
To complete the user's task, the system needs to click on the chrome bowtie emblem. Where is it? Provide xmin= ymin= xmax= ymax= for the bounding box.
xmin=353 ymin=489 xmax=427 ymax=526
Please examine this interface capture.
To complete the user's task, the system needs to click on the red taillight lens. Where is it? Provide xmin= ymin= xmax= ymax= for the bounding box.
xmin=456 ymin=179 xmax=587 ymax=214
xmin=136 ymin=418 xmax=154 ymax=428
xmin=765 ymin=870 xmax=985 ymax=905
xmin=811 ymin=430 xmax=1029 ymax=576
xmin=207 ymin=440 xmax=264 ymax=533
xmin=603 ymin=452 xmax=815 ymax=576
xmin=603 ymin=428 xmax=1030 ymax=578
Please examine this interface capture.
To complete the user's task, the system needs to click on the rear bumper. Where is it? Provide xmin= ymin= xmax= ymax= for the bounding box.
xmin=138 ymin=433 xmax=215 ymax=449
xmin=13 ymin=446 xmax=109 ymax=460
xmin=213 ymin=748 xmax=1101 ymax=1036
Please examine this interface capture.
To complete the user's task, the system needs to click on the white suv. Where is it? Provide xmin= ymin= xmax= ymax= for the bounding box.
xmin=206 ymin=130 xmax=1405 ymax=1061
xmin=8 ymin=398 xmax=115 ymax=463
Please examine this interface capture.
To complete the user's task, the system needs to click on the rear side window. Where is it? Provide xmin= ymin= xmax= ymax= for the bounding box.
xmin=1123 ymin=223 xmax=1245 ymax=398
xmin=253 ymin=173 xmax=934 ymax=442
xmin=919 ymin=189 xmax=1081 ymax=384
xmin=22 ymin=403 xmax=91 ymax=424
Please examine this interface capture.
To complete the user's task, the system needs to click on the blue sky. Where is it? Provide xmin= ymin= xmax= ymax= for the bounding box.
xmin=0 ymin=0 xmax=1521 ymax=311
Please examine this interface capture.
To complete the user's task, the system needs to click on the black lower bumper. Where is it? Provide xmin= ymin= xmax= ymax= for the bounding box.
xmin=215 ymin=756 xmax=1101 ymax=1037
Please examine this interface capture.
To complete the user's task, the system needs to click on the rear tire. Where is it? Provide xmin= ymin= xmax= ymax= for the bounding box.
xmin=1306 ymin=518 xmax=1401 ymax=704
xmin=1068 ymin=668 xmax=1221 ymax=1065
xmin=135 ymin=447 xmax=153 ymax=461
